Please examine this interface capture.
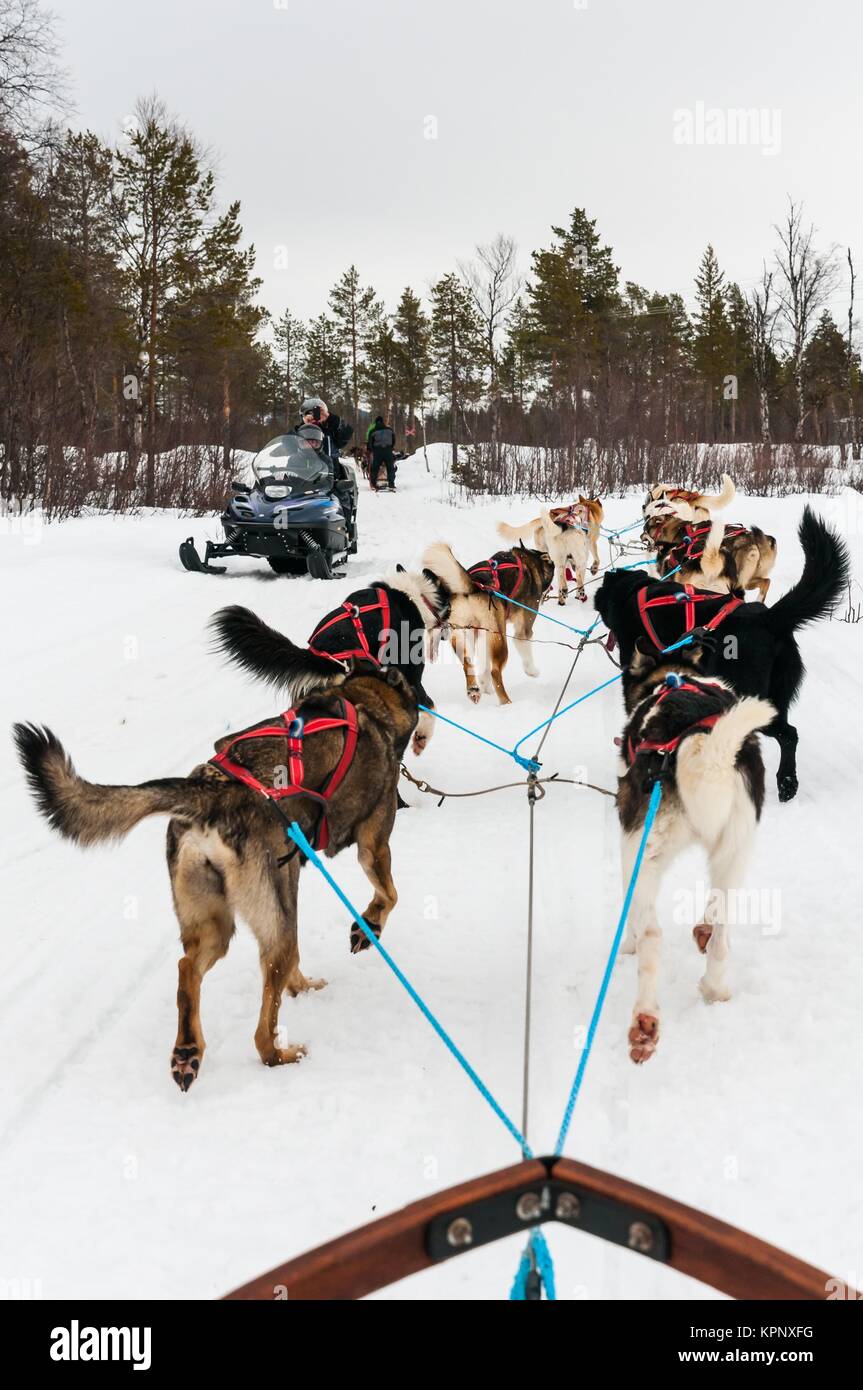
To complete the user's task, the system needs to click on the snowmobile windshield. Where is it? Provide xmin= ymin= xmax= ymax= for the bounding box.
xmin=252 ymin=435 xmax=329 ymax=486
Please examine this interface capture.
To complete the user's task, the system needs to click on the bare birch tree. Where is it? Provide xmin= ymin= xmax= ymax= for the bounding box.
xmin=773 ymin=199 xmax=837 ymax=442
xmin=746 ymin=266 xmax=778 ymax=445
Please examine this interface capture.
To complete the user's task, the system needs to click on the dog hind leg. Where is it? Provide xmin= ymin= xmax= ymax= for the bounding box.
xmin=168 ymin=828 xmax=236 ymax=1090
xmin=350 ymin=800 xmax=398 ymax=953
xmin=450 ymin=627 xmax=481 ymax=703
xmin=237 ymin=853 xmax=312 ymax=1067
xmin=487 ymin=631 xmax=512 ymax=704
xmin=511 ymin=608 xmax=539 ymax=678
xmin=621 ymin=813 xmax=690 ymax=1063
xmin=698 ymin=782 xmax=755 ymax=1003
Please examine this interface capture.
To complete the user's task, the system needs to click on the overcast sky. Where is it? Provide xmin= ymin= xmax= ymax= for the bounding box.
xmin=60 ymin=0 xmax=861 ymax=328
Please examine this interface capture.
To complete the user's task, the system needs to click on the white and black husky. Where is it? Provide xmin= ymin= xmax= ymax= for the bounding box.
xmin=616 ymin=639 xmax=774 ymax=1065
xmin=210 ymin=566 xmax=450 ymax=755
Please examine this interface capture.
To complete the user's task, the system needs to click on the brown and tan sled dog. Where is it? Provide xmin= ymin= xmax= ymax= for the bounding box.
xmin=422 ymin=541 xmax=554 ymax=704
xmin=13 ymin=661 xmax=417 ymax=1091
xmin=647 ymin=514 xmax=777 ymax=601
xmin=496 ymin=497 xmax=604 ymax=603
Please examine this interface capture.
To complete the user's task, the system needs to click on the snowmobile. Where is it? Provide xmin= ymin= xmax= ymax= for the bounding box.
xmin=179 ymin=433 xmax=359 ymax=580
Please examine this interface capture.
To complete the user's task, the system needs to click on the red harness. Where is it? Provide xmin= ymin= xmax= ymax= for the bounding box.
xmin=468 ymin=552 xmax=525 ymax=598
xmin=637 ymin=583 xmax=743 ymax=651
xmin=209 ymin=700 xmax=358 ymax=851
xmin=658 ymin=520 xmax=748 ymax=568
xmin=626 ymin=678 xmax=723 ymax=766
xmin=308 ymin=587 xmax=391 ymax=665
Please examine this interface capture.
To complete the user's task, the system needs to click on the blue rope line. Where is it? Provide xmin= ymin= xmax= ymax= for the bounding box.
xmin=510 ymin=1228 xmax=557 ymax=1300
xmin=554 ymin=779 xmax=664 ymax=1155
xmin=512 ymin=669 xmax=625 ymax=758
xmin=418 ymin=704 xmax=541 ymax=774
xmin=286 ymin=821 xmax=532 ymax=1156
xmin=601 ymin=519 xmax=645 ymax=539
xmin=486 ymin=587 xmax=594 ymax=636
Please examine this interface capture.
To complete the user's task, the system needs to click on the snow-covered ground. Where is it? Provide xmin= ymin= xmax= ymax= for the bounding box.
xmin=1 ymin=446 xmax=861 ymax=1302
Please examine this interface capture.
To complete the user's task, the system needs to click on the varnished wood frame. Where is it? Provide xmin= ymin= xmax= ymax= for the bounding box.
xmin=224 ymin=1158 xmax=843 ymax=1301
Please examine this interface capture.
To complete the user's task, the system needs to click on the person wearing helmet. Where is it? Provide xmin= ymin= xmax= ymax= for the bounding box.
xmin=298 ymin=397 xmax=353 ymax=464
xmin=296 ymin=422 xmax=333 ymax=487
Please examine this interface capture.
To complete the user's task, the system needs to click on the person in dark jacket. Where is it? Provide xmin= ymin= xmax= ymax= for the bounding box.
xmin=299 ymin=397 xmax=353 ymax=466
xmin=367 ymin=415 xmax=397 ymax=491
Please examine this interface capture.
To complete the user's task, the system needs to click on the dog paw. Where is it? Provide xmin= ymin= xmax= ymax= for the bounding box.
xmin=628 ymin=1012 xmax=659 ymax=1064
xmin=777 ymin=774 xmax=798 ymax=802
xmin=350 ymin=920 xmax=381 ymax=954
xmin=557 ymin=595 xmax=568 ymax=606
xmin=262 ymin=1043 xmax=307 ymax=1067
xmin=699 ymin=977 xmax=731 ymax=1004
xmin=411 ymin=730 xmax=428 ymax=756
xmin=577 ymin=589 xmax=587 ymax=603
xmin=692 ymin=922 xmax=713 ymax=954
xmin=171 ymin=1045 xmax=202 ymax=1092
xmin=467 ymin=686 xmax=481 ymax=704
xmin=590 ymin=562 xmax=599 ymax=575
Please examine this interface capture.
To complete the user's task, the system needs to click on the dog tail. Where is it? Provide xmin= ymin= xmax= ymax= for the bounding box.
xmin=496 ymin=517 xmax=540 ymax=544
xmin=209 ymin=605 xmax=339 ymax=696
xmin=695 ymin=474 xmax=736 ymax=512
xmin=675 ymin=697 xmax=775 ymax=842
xmin=421 ymin=542 xmax=476 ymax=596
xmin=13 ymin=723 xmax=219 ymax=848
xmin=765 ymin=507 xmax=850 ymax=636
xmin=698 ymin=517 xmax=727 ymax=583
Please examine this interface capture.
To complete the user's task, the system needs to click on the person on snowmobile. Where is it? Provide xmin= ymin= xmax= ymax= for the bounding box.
xmin=299 ymin=397 xmax=353 ymax=464
xmin=295 ymin=422 xmax=333 ymax=488
xmin=367 ymin=415 xmax=397 ymax=491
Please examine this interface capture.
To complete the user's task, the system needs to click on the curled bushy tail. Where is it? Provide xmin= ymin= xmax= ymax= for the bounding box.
xmin=210 ymin=605 xmax=338 ymax=695
xmin=695 ymin=474 xmax=736 ymax=512
xmin=421 ymin=542 xmax=476 ymax=597
xmin=496 ymin=517 xmax=540 ymax=545
xmin=676 ymin=697 xmax=775 ymax=843
xmin=766 ymin=507 xmax=850 ymax=636
xmin=13 ymin=723 xmax=214 ymax=847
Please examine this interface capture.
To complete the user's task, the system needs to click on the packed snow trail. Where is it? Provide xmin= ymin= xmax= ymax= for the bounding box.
xmin=1 ymin=448 xmax=861 ymax=1300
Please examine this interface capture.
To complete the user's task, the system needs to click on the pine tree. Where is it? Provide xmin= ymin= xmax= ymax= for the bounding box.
xmin=498 ymin=297 xmax=533 ymax=413
xmin=724 ymin=282 xmax=756 ymax=439
xmin=303 ymin=314 xmax=347 ymax=408
xmin=801 ymin=310 xmax=856 ymax=443
xmin=691 ymin=245 xmax=732 ymax=440
xmin=429 ymin=272 xmax=483 ymax=471
xmin=109 ymin=97 xmax=224 ymax=502
xmin=362 ymin=302 xmax=397 ymax=419
xmin=526 ymin=207 xmax=620 ymax=413
xmin=273 ymin=309 xmax=306 ymax=427
xmin=328 ymin=265 xmax=376 ymax=421
xmin=392 ymin=287 xmax=430 ymax=428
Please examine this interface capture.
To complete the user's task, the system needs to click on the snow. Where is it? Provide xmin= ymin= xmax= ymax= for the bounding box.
xmin=1 ymin=446 xmax=861 ymax=1302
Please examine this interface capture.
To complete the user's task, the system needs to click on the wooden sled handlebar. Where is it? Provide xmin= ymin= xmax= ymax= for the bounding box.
xmin=223 ymin=1156 xmax=845 ymax=1302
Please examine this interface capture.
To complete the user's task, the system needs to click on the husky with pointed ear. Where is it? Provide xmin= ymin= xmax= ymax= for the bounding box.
xmin=13 ymin=661 xmax=419 ymax=1090
xmin=210 ymin=565 xmax=450 ymax=756
xmin=422 ymin=541 xmax=554 ymax=705
xmin=496 ymin=497 xmax=604 ymax=604
xmin=616 ymin=637 xmax=773 ymax=1065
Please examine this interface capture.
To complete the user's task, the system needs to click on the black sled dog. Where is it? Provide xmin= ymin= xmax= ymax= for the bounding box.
xmin=211 ymin=566 xmax=449 ymax=755
xmin=594 ymin=507 xmax=849 ymax=802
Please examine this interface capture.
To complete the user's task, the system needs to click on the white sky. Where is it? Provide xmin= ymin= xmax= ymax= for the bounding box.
xmin=59 ymin=0 xmax=861 ymax=328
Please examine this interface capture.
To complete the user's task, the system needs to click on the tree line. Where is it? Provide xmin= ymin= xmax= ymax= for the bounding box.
xmin=1 ymin=0 xmax=860 ymax=516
